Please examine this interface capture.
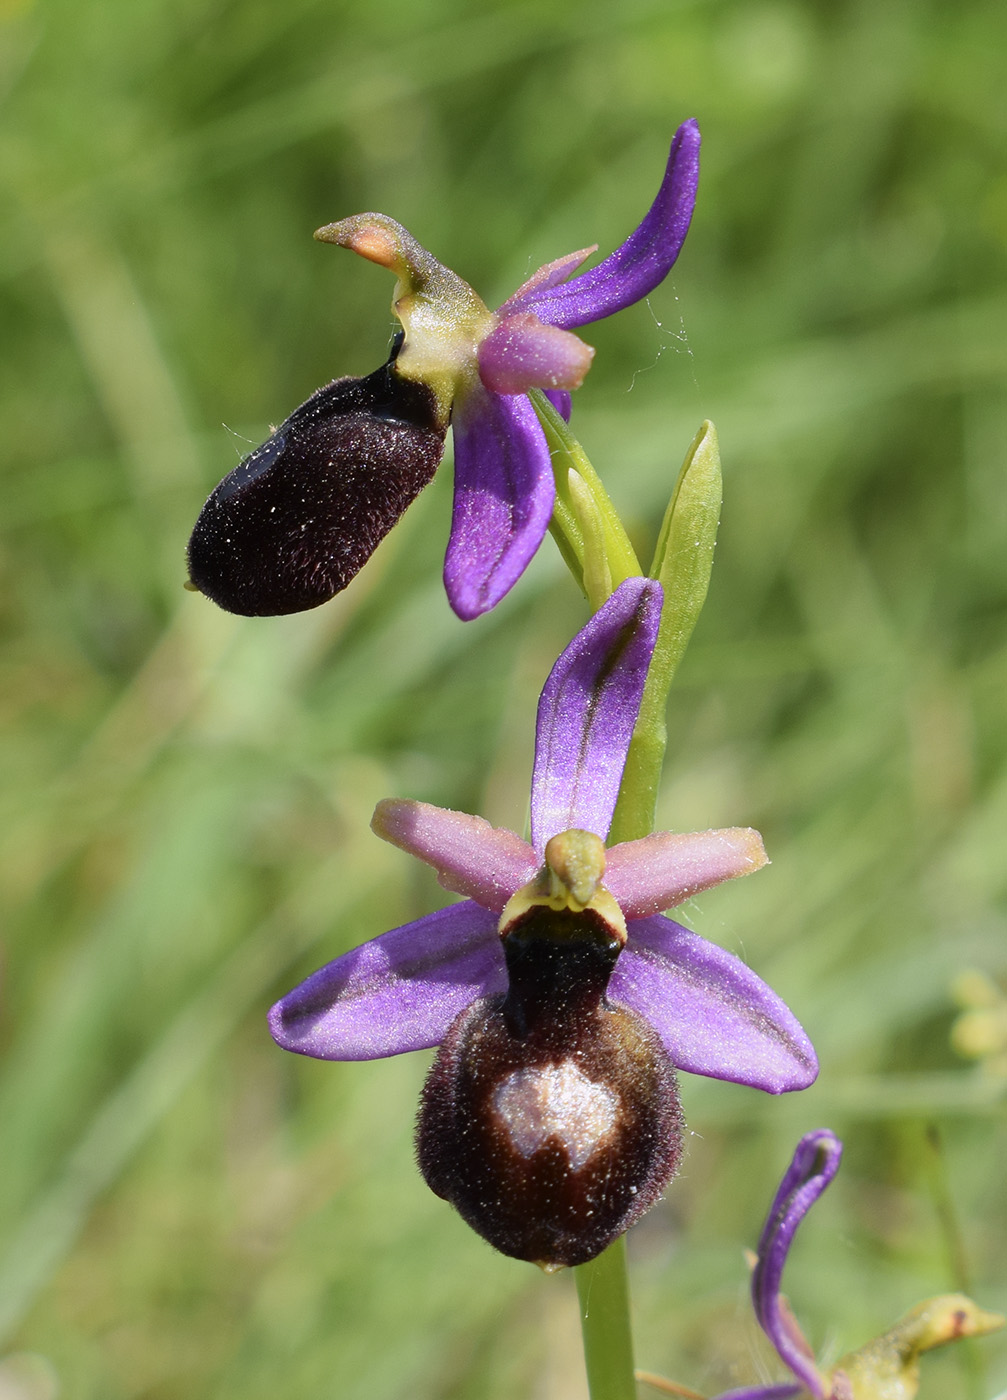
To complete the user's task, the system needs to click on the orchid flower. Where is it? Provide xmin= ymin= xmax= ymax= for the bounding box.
xmin=269 ymin=578 xmax=816 ymax=1267
xmin=187 ymin=123 xmax=700 ymax=620
xmin=682 ymin=1129 xmax=1005 ymax=1400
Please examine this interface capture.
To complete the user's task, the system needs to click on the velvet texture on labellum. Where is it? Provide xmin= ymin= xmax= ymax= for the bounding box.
xmin=270 ymin=579 xmax=817 ymax=1268
xmin=188 ymin=122 xmax=701 ymax=620
xmin=418 ymin=903 xmax=683 ymax=1267
xmin=187 ymin=345 xmax=445 ymax=616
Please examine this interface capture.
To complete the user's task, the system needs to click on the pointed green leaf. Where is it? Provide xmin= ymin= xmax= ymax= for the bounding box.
xmin=610 ymin=421 xmax=721 ymax=842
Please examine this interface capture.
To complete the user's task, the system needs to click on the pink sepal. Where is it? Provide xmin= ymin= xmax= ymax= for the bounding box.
xmin=605 ymin=827 xmax=768 ymax=917
xmin=478 ymin=313 xmax=594 ymax=395
xmin=372 ymin=798 xmax=539 ymax=913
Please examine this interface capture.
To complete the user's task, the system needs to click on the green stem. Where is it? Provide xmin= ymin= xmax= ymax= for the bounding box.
xmin=575 ymin=1234 xmax=637 ymax=1400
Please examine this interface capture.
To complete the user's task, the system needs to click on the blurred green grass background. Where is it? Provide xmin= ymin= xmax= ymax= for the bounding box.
xmin=1 ymin=0 xmax=1006 ymax=1395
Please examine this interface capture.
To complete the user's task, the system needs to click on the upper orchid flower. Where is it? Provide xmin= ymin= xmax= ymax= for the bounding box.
xmin=660 ymin=1129 xmax=1005 ymax=1400
xmin=187 ymin=122 xmax=700 ymax=621
xmin=269 ymin=578 xmax=816 ymax=1268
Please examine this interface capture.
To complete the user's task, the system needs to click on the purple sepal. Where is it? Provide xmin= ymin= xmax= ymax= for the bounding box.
xmin=530 ymin=577 xmax=662 ymax=853
xmin=509 ymin=120 xmax=700 ymax=331
xmin=751 ymin=1131 xmax=842 ymax=1397
xmin=268 ymin=901 xmax=503 ymax=1061
xmin=609 ymin=915 xmax=818 ymax=1093
xmin=499 ymin=247 xmax=597 ymax=311
xmin=544 ymin=389 xmax=572 ymax=421
xmin=444 ymin=385 xmax=555 ymax=620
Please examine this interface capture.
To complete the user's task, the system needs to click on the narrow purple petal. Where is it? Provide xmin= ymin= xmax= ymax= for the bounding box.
xmin=478 ymin=313 xmax=594 ymax=395
xmin=371 ymin=798 xmax=538 ymax=912
xmin=268 ymin=901 xmax=503 ymax=1061
xmin=751 ymin=1131 xmax=843 ymax=1398
xmin=530 ymin=577 xmax=662 ymax=853
xmin=605 ymin=828 xmax=768 ymax=917
xmin=544 ymin=389 xmax=572 ymax=421
xmin=499 ymin=246 xmax=597 ymax=310
xmin=608 ymin=915 xmax=818 ymax=1093
xmin=444 ymin=385 xmax=555 ymax=620
xmin=512 ymin=120 xmax=700 ymax=330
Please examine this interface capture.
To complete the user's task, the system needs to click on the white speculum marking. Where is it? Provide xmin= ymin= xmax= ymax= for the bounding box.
xmin=492 ymin=1061 xmax=619 ymax=1170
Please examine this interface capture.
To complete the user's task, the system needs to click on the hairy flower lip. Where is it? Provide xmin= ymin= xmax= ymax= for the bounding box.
xmin=270 ymin=579 xmax=817 ymax=1096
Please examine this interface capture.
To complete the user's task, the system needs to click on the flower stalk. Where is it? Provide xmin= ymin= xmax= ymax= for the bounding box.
xmin=576 ymin=1234 xmax=638 ymax=1400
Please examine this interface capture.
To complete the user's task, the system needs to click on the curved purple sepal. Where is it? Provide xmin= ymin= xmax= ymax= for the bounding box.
xmin=752 ymin=1130 xmax=842 ymax=1397
xmin=530 ymin=577 xmax=662 ymax=853
xmin=268 ymin=901 xmax=504 ymax=1061
xmin=609 ymin=915 xmax=818 ymax=1093
xmin=444 ymin=385 xmax=555 ymax=620
xmin=511 ymin=120 xmax=700 ymax=331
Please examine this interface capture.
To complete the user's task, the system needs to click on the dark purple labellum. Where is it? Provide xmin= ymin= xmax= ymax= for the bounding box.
xmin=186 ymin=346 xmax=446 ymax=616
xmin=417 ymin=905 xmax=683 ymax=1268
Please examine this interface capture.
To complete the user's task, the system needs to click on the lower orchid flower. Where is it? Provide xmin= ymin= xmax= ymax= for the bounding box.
xmin=187 ymin=122 xmax=700 ymax=621
xmin=653 ymin=1128 xmax=1004 ymax=1400
xmin=269 ymin=578 xmax=817 ymax=1268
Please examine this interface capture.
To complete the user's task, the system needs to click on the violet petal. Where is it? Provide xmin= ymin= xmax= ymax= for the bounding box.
xmin=478 ymin=313 xmax=594 ymax=395
xmin=444 ymin=384 xmax=555 ymax=620
xmin=499 ymin=246 xmax=597 ymax=310
xmin=609 ymin=915 xmax=818 ymax=1093
xmin=604 ymin=827 xmax=768 ymax=917
xmin=268 ymin=901 xmax=503 ymax=1061
xmin=530 ymin=577 xmax=662 ymax=854
xmin=751 ymin=1130 xmax=843 ymax=1398
xmin=511 ymin=120 xmax=700 ymax=330
xmin=371 ymin=798 xmax=539 ymax=912
xmin=544 ymin=389 xmax=572 ymax=421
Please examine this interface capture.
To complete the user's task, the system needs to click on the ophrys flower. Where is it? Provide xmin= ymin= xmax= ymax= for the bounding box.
xmin=269 ymin=579 xmax=816 ymax=1267
xmin=187 ymin=123 xmax=700 ymax=620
